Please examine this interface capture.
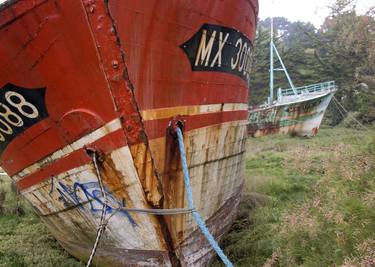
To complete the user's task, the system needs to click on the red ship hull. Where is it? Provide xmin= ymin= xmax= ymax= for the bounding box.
xmin=0 ymin=0 xmax=258 ymax=265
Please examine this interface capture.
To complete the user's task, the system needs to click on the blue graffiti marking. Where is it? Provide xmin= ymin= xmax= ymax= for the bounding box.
xmin=49 ymin=176 xmax=54 ymax=196
xmin=54 ymin=180 xmax=137 ymax=227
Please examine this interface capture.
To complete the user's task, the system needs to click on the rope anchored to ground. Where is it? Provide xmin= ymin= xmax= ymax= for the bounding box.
xmin=332 ymin=96 xmax=371 ymax=132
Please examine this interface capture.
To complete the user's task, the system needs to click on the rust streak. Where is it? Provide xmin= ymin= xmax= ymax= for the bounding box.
xmin=103 ymin=0 xmax=163 ymax=191
xmin=102 ymin=2 xmax=180 ymax=264
xmin=98 ymin=154 xmax=134 ymax=208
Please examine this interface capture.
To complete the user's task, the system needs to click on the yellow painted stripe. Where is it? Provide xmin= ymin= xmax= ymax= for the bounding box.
xmin=140 ymin=103 xmax=248 ymax=121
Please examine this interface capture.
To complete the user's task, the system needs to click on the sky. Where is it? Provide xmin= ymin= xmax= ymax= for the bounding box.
xmin=0 ymin=0 xmax=373 ymax=28
xmin=259 ymin=0 xmax=374 ymax=28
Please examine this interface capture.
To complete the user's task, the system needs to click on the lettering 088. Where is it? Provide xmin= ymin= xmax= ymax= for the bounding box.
xmin=0 ymin=91 xmax=39 ymax=141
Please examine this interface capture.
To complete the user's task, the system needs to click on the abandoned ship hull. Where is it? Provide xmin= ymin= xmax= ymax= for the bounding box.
xmin=248 ymin=92 xmax=334 ymax=138
xmin=0 ymin=0 xmax=258 ymax=265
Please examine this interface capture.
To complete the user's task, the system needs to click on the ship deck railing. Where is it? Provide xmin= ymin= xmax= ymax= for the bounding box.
xmin=277 ymin=81 xmax=336 ymax=103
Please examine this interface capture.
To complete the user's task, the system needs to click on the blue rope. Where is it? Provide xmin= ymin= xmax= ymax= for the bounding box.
xmin=176 ymin=127 xmax=234 ymax=267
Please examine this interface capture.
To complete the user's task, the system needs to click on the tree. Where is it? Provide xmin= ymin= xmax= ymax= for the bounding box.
xmin=314 ymin=0 xmax=375 ymax=124
xmin=249 ymin=18 xmax=321 ymax=106
xmin=250 ymin=0 xmax=375 ymax=125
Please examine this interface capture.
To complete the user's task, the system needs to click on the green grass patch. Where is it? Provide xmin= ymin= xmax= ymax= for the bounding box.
xmin=1 ymin=127 xmax=374 ymax=266
xmin=211 ymin=127 xmax=375 ymax=267
xmin=0 ymin=179 xmax=83 ymax=267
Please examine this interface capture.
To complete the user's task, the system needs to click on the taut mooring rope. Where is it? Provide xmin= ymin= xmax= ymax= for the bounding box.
xmin=176 ymin=127 xmax=234 ymax=267
xmin=333 ymin=96 xmax=371 ymax=131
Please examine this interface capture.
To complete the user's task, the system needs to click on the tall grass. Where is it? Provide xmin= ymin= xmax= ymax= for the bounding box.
xmin=0 ymin=178 xmax=83 ymax=267
xmin=1 ymin=127 xmax=374 ymax=266
xmin=212 ymin=127 xmax=375 ymax=267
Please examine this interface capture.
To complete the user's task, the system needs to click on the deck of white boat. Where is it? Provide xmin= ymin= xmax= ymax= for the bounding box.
xmin=276 ymin=81 xmax=337 ymax=105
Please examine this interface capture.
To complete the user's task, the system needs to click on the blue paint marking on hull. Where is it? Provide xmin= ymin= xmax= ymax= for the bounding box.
xmin=51 ymin=179 xmax=137 ymax=227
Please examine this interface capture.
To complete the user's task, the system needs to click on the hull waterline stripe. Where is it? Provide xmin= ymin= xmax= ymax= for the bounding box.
xmin=15 ymin=110 xmax=248 ymax=191
xmin=16 ymin=128 xmax=127 ymax=190
xmin=8 ymin=118 xmax=122 ymax=178
xmin=141 ymin=103 xmax=248 ymax=121
xmin=144 ymin=110 xmax=248 ymax=140
xmin=10 ymin=104 xmax=246 ymax=177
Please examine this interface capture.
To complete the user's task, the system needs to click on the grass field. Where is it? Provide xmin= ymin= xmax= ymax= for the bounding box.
xmin=0 ymin=181 xmax=83 ymax=266
xmin=211 ymin=127 xmax=375 ymax=266
xmin=0 ymin=127 xmax=374 ymax=266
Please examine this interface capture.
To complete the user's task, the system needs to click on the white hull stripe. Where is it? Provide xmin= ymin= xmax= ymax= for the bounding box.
xmin=13 ymin=103 xmax=248 ymax=181
xmin=13 ymin=118 xmax=122 ymax=181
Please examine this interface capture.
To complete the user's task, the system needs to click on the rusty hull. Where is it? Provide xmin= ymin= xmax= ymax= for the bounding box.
xmin=0 ymin=0 xmax=258 ymax=266
xmin=248 ymin=93 xmax=335 ymax=138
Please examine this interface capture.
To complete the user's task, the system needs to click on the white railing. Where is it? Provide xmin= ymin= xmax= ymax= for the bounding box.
xmin=279 ymin=81 xmax=336 ymax=97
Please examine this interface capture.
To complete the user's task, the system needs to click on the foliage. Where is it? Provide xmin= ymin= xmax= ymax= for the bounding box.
xmin=250 ymin=0 xmax=375 ymax=125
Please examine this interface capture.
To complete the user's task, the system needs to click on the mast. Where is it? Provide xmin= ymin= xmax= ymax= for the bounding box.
xmin=268 ymin=0 xmax=297 ymax=103
xmin=269 ymin=14 xmax=274 ymax=105
xmin=272 ymin=42 xmax=296 ymax=93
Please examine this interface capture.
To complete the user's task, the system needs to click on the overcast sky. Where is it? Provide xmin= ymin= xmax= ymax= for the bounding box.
xmin=0 ymin=0 xmax=373 ymax=28
xmin=259 ymin=0 xmax=374 ymax=28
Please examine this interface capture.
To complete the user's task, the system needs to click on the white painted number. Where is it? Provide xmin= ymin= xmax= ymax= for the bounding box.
xmin=238 ymin=42 xmax=248 ymax=72
xmin=5 ymin=91 xmax=39 ymax=118
xmin=0 ymin=118 xmax=13 ymax=135
xmin=0 ymin=91 xmax=40 ymax=143
xmin=0 ymin=103 xmax=23 ymax=127
xmin=231 ymin=38 xmax=242 ymax=70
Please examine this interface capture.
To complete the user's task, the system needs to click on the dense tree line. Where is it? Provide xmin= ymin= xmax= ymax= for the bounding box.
xmin=250 ymin=0 xmax=375 ymax=125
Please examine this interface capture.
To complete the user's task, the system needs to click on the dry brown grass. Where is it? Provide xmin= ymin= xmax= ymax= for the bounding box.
xmin=212 ymin=128 xmax=375 ymax=267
